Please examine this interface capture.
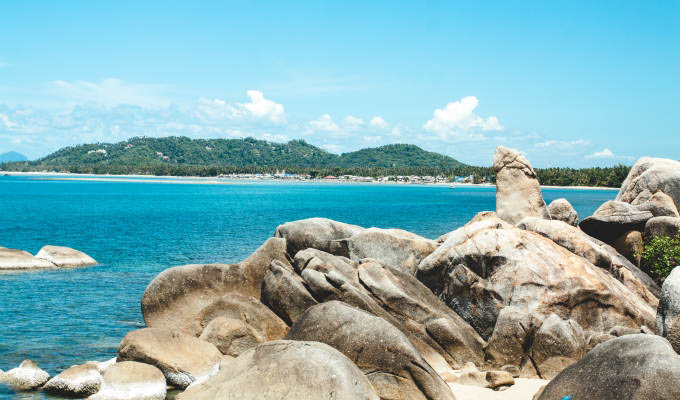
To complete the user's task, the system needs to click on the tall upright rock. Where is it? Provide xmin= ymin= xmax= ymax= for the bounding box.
xmin=493 ymin=146 xmax=549 ymax=224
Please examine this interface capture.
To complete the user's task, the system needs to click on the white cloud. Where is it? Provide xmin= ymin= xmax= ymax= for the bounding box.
xmin=586 ymin=148 xmax=615 ymax=159
xmin=307 ymin=114 xmax=340 ymax=133
xmin=362 ymin=135 xmax=382 ymax=143
xmin=0 ymin=113 xmax=16 ymax=128
xmin=52 ymin=78 xmax=171 ymax=107
xmin=342 ymin=115 xmax=364 ymax=129
xmin=262 ymin=133 xmax=290 ymax=142
xmin=423 ymin=96 xmax=503 ymax=140
xmin=369 ymin=116 xmax=389 ymax=129
xmin=198 ymin=90 xmax=285 ymax=124
xmin=239 ymin=90 xmax=285 ymax=123
xmin=535 ymin=139 xmax=589 ymax=149
xmin=321 ymin=143 xmax=342 ymax=153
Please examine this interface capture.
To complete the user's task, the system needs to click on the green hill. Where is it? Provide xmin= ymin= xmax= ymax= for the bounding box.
xmin=3 ymin=136 xmax=467 ymax=174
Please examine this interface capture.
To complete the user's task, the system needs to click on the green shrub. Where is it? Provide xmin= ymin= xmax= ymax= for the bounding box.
xmin=640 ymin=234 xmax=680 ymax=281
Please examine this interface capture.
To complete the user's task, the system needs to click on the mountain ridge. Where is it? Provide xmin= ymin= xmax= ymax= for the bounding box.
xmin=0 ymin=151 xmax=27 ymax=163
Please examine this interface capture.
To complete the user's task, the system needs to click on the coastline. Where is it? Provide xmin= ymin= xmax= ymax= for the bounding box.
xmin=0 ymin=171 xmax=619 ymax=190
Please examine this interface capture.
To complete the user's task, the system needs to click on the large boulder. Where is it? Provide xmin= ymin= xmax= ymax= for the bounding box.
xmin=43 ymin=363 xmax=102 ymax=397
xmin=198 ymin=316 xmax=265 ymax=357
xmin=529 ymin=314 xmax=586 ymax=379
xmin=537 ymin=334 xmax=680 ymax=400
xmin=1 ymin=360 xmax=50 ymax=391
xmin=418 ymin=215 xmax=656 ymax=377
xmin=287 ymin=301 xmax=455 ymax=400
xmin=88 ymin=361 xmax=166 ymax=400
xmin=176 ymin=340 xmax=380 ymax=400
xmin=0 ymin=247 xmax=55 ymax=270
xmin=633 ymin=191 xmax=680 ymax=217
xmin=116 ymin=328 xmax=222 ymax=389
xmin=517 ymin=217 xmax=660 ymax=301
xmin=617 ymin=157 xmax=680 ymax=211
xmin=580 ymin=200 xmax=653 ymax=244
xmin=274 ymin=217 xmax=364 ymax=256
xmin=613 ymin=230 xmax=643 ymax=266
xmin=141 ymin=238 xmax=288 ymax=332
xmin=261 ymin=260 xmax=318 ymax=325
xmin=493 ymin=146 xmax=549 ymax=224
xmin=547 ymin=198 xmax=578 ymax=226
xmin=655 ymin=267 xmax=680 ymax=352
xmin=645 ymin=216 xmax=680 ymax=240
xmin=332 ymin=228 xmax=438 ymax=275
xmin=35 ymin=245 xmax=97 ymax=267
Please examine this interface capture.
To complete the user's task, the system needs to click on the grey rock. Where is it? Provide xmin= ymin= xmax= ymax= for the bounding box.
xmin=0 ymin=247 xmax=55 ymax=271
xmin=493 ymin=146 xmax=549 ymax=224
xmin=634 ymin=191 xmax=680 ymax=217
xmin=88 ymin=361 xmax=166 ymax=400
xmin=286 ymin=301 xmax=455 ymax=400
xmin=580 ymin=201 xmax=653 ymax=244
xmin=44 ymin=363 xmax=102 ymax=398
xmin=199 ymin=317 xmax=265 ymax=357
xmin=530 ymin=314 xmax=586 ymax=379
xmin=656 ymin=267 xmax=680 ymax=352
xmin=35 ymin=245 xmax=97 ymax=267
xmin=261 ymin=260 xmax=318 ymax=325
xmin=645 ymin=216 xmax=680 ymax=240
xmin=537 ymin=334 xmax=680 ymax=400
xmin=617 ymin=157 xmax=680 ymax=212
xmin=274 ymin=217 xmax=364 ymax=257
xmin=547 ymin=198 xmax=578 ymax=226
xmin=176 ymin=340 xmax=380 ymax=400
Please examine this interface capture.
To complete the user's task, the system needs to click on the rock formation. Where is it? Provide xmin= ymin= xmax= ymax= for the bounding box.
xmin=35 ymin=245 xmax=97 ymax=267
xmin=617 ymin=157 xmax=680 ymax=211
xmin=656 ymin=267 xmax=680 ymax=352
xmin=0 ymin=360 xmax=50 ymax=391
xmin=0 ymin=245 xmax=97 ymax=271
xmin=493 ymin=146 xmax=549 ymax=224
xmin=89 ymin=361 xmax=166 ymax=400
xmin=43 ymin=363 xmax=102 ymax=397
xmin=547 ymin=198 xmax=578 ymax=226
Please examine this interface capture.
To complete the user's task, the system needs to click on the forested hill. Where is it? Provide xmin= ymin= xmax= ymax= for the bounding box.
xmin=3 ymin=136 xmax=468 ymax=173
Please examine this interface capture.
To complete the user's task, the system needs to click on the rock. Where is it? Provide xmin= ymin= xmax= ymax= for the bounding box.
xmin=0 ymin=247 xmax=55 ymax=270
xmin=537 ymin=334 xmax=680 ymax=400
xmin=530 ymin=314 xmax=586 ymax=379
xmin=43 ymin=363 xmax=102 ymax=397
xmin=493 ymin=146 xmax=549 ymax=224
xmin=646 ymin=216 xmax=680 ymax=240
xmin=500 ymin=365 xmax=520 ymax=378
xmin=176 ymin=340 xmax=380 ymax=400
xmin=580 ymin=201 xmax=653 ymax=244
xmin=85 ymin=358 xmax=116 ymax=373
xmin=274 ymin=217 xmax=364 ymax=257
xmin=199 ymin=316 xmax=265 ymax=357
xmin=116 ymin=328 xmax=222 ymax=389
xmin=35 ymin=245 xmax=97 ymax=267
xmin=261 ymin=260 xmax=317 ymax=325
xmin=484 ymin=370 xmax=515 ymax=389
xmin=617 ymin=157 xmax=680 ymax=211
xmin=655 ymin=267 xmax=680 ymax=352
xmin=88 ymin=361 xmax=166 ymax=400
xmin=613 ymin=230 xmax=643 ymax=266
xmin=418 ymin=216 xmax=656 ymax=377
xmin=634 ymin=191 xmax=680 ymax=217
xmin=286 ymin=301 xmax=455 ymax=400
xmin=547 ymin=198 xmax=578 ymax=226
xmin=517 ymin=217 xmax=660 ymax=301
xmin=2 ymin=359 xmax=50 ymax=391
xmin=141 ymin=237 xmax=288 ymax=333
xmin=332 ymin=228 xmax=438 ymax=275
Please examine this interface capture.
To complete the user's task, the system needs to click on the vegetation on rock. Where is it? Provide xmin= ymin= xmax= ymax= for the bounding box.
xmin=640 ymin=233 xmax=680 ymax=281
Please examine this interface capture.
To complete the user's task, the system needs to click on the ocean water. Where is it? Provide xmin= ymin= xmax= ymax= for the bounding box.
xmin=0 ymin=175 xmax=616 ymax=398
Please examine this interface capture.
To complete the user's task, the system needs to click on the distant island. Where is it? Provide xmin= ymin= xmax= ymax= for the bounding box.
xmin=0 ymin=151 xmax=27 ymax=163
xmin=1 ymin=136 xmax=631 ymax=187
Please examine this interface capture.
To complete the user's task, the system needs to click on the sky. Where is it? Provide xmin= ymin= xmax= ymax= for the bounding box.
xmin=0 ymin=1 xmax=678 ymax=167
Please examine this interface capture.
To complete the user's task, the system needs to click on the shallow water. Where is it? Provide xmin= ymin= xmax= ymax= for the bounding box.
xmin=0 ymin=176 xmax=616 ymax=398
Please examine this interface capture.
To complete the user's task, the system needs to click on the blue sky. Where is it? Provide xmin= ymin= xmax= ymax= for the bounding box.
xmin=0 ymin=1 xmax=678 ymax=167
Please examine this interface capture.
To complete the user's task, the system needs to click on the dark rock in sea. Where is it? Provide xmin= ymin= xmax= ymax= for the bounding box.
xmin=287 ymin=301 xmax=455 ymax=400
xmin=537 ymin=334 xmax=680 ymax=400
xmin=43 ymin=363 xmax=102 ymax=397
xmin=176 ymin=340 xmax=380 ymax=400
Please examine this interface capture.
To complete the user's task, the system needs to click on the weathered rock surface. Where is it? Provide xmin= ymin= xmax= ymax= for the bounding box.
xmin=294 ymin=247 xmax=486 ymax=372
xmin=613 ymin=230 xmax=643 ymax=266
xmin=1 ymin=359 xmax=50 ymax=391
xmin=261 ymin=259 xmax=317 ymax=325
xmin=646 ymin=216 xmax=680 ymax=240
xmin=116 ymin=328 xmax=222 ymax=389
xmin=274 ymin=217 xmax=364 ymax=256
xmin=0 ymin=247 xmax=55 ymax=270
xmin=418 ymin=214 xmax=656 ymax=377
xmin=43 ymin=363 xmax=102 ymax=397
xmin=580 ymin=200 xmax=653 ymax=243
xmin=655 ymin=267 xmax=680 ymax=353
xmin=88 ymin=361 xmax=166 ymax=400
xmin=633 ymin=191 xmax=680 ymax=217
xmin=547 ymin=198 xmax=578 ymax=226
xmin=287 ymin=301 xmax=455 ymax=400
xmin=199 ymin=316 xmax=265 ymax=357
xmin=332 ymin=228 xmax=438 ymax=275
xmin=493 ymin=146 xmax=549 ymax=224
xmin=529 ymin=314 xmax=586 ymax=379
xmin=538 ymin=334 xmax=680 ymax=400
xmin=141 ymin=237 xmax=288 ymax=333
xmin=176 ymin=340 xmax=380 ymax=400
xmin=617 ymin=157 xmax=680 ymax=211
xmin=35 ymin=245 xmax=97 ymax=267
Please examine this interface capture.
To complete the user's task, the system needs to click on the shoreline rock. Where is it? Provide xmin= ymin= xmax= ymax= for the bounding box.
xmin=0 ymin=245 xmax=97 ymax=271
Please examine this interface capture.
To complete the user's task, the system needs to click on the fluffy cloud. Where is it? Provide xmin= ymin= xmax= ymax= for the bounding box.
xmin=342 ymin=115 xmax=364 ymax=129
xmin=423 ymin=96 xmax=503 ymax=140
xmin=369 ymin=116 xmax=388 ymax=129
xmin=307 ymin=114 xmax=340 ymax=132
xmin=262 ymin=133 xmax=290 ymax=142
xmin=0 ymin=113 xmax=16 ymax=128
xmin=198 ymin=90 xmax=285 ymax=124
xmin=239 ymin=90 xmax=285 ymax=123
xmin=586 ymin=148 xmax=615 ymax=159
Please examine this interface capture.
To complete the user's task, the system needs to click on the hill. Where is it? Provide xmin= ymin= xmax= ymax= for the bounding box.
xmin=2 ymin=136 xmax=468 ymax=175
xmin=0 ymin=151 xmax=27 ymax=163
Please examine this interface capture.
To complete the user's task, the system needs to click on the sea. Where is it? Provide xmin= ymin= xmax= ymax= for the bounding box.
xmin=0 ymin=175 xmax=616 ymax=398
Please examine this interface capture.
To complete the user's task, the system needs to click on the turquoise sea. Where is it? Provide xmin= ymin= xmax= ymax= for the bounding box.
xmin=0 ymin=175 xmax=616 ymax=398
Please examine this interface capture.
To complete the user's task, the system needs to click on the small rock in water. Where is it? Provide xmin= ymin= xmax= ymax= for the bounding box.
xmin=2 ymin=359 xmax=50 ymax=391
xmin=89 ymin=361 xmax=166 ymax=400
xmin=43 ymin=363 xmax=102 ymax=397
